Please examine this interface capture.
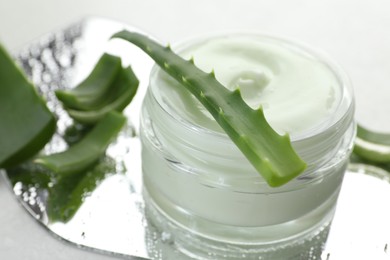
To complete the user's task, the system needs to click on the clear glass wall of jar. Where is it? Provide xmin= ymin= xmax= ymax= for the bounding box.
xmin=140 ymin=33 xmax=355 ymax=259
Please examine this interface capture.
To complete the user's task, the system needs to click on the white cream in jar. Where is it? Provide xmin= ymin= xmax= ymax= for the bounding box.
xmin=140 ymin=33 xmax=355 ymax=259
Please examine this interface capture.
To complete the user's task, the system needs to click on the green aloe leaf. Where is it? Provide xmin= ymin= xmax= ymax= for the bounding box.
xmin=112 ymin=31 xmax=307 ymax=187
xmin=35 ymin=111 xmax=126 ymax=175
xmin=0 ymin=43 xmax=56 ymax=168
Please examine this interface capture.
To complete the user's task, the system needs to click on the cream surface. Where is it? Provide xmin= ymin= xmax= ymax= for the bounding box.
xmin=154 ymin=35 xmax=342 ymax=136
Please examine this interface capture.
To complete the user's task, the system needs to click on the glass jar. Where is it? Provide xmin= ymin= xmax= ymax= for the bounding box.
xmin=140 ymin=33 xmax=355 ymax=259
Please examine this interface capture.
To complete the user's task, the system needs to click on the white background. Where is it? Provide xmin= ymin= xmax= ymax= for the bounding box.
xmin=0 ymin=0 xmax=390 ymax=259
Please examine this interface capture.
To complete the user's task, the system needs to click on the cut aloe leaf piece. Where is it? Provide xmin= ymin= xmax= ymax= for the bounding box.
xmin=112 ymin=31 xmax=307 ymax=187
xmin=0 ymin=43 xmax=56 ymax=168
xmin=55 ymin=53 xmax=122 ymax=110
xmin=353 ymin=125 xmax=390 ymax=163
xmin=66 ymin=66 xmax=139 ymax=124
xmin=35 ymin=111 xmax=126 ymax=175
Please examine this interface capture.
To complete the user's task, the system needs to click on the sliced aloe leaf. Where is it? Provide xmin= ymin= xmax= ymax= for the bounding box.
xmin=112 ymin=31 xmax=307 ymax=187
xmin=66 ymin=66 xmax=139 ymax=124
xmin=35 ymin=111 xmax=126 ymax=175
xmin=0 ymin=43 xmax=56 ymax=168
xmin=353 ymin=124 xmax=390 ymax=163
xmin=55 ymin=53 xmax=122 ymax=110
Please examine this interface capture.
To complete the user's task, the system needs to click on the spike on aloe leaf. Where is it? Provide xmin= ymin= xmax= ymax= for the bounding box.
xmin=112 ymin=31 xmax=307 ymax=187
xmin=163 ymin=62 xmax=170 ymax=70
xmin=209 ymin=69 xmax=216 ymax=78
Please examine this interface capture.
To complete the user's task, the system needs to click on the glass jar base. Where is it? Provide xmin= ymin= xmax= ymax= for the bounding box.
xmin=143 ymin=188 xmax=333 ymax=260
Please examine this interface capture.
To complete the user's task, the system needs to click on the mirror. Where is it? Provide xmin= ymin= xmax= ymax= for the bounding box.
xmin=2 ymin=18 xmax=390 ymax=260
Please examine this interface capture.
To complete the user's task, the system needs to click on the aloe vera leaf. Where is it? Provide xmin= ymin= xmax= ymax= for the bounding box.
xmin=55 ymin=53 xmax=122 ymax=110
xmin=112 ymin=31 xmax=306 ymax=187
xmin=35 ymin=111 xmax=126 ymax=175
xmin=65 ymin=66 xmax=139 ymax=124
xmin=0 ymin=43 xmax=56 ymax=168
xmin=353 ymin=124 xmax=390 ymax=163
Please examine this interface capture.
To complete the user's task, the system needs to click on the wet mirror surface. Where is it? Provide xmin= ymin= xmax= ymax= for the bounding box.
xmin=2 ymin=18 xmax=390 ymax=260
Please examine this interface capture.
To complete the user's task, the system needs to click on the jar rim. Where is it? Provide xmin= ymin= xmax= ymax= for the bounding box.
xmin=144 ymin=32 xmax=356 ymax=189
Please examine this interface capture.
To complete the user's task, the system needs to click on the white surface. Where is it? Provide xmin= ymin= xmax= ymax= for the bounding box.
xmin=1 ymin=0 xmax=390 ymax=259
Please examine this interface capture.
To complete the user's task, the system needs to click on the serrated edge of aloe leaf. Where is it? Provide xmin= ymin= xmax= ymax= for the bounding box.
xmin=112 ymin=31 xmax=307 ymax=187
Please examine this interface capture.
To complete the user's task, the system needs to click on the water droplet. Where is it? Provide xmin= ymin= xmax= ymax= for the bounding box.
xmin=29 ymin=198 xmax=36 ymax=205
xmin=161 ymin=231 xmax=172 ymax=244
xmin=13 ymin=182 xmax=23 ymax=196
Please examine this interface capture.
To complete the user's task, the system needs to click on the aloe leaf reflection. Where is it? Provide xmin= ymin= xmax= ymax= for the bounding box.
xmin=7 ymin=156 xmax=120 ymax=223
